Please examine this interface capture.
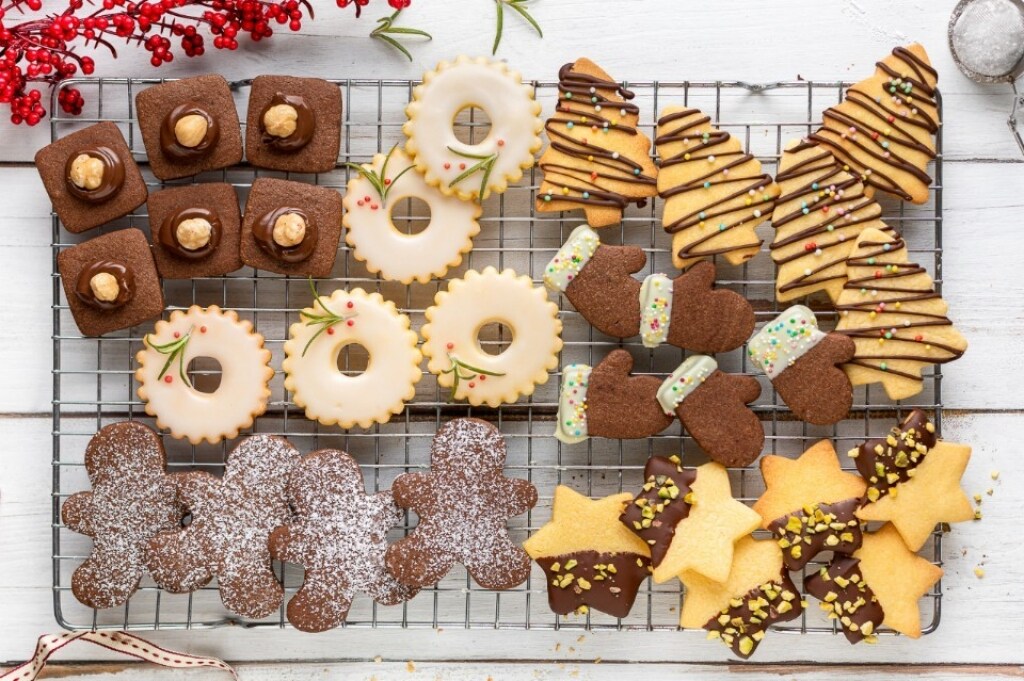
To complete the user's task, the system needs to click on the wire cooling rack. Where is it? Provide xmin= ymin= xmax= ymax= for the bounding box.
xmin=50 ymin=75 xmax=944 ymax=637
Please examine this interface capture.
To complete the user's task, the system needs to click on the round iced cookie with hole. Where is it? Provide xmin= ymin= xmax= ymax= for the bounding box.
xmin=343 ymin=147 xmax=482 ymax=284
xmin=283 ymin=285 xmax=422 ymax=429
xmin=135 ymin=305 xmax=273 ymax=444
xmin=421 ymin=267 xmax=562 ymax=407
xmin=403 ymin=56 xmax=542 ymax=202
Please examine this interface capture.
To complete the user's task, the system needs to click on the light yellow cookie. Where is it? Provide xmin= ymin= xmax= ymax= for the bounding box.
xmin=835 ymin=228 xmax=967 ymax=400
xmin=283 ymin=285 xmax=422 ymax=430
xmin=536 ymin=58 xmax=659 ymax=228
xmin=343 ymin=146 xmax=481 ymax=284
xmin=810 ymin=44 xmax=939 ymax=204
xmin=769 ymin=140 xmax=893 ymax=302
xmin=421 ymin=267 xmax=562 ymax=407
xmin=655 ymin=106 xmax=779 ymax=269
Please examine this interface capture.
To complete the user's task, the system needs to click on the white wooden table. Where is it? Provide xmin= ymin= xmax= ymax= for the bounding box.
xmin=1 ymin=1 xmax=1022 ymax=678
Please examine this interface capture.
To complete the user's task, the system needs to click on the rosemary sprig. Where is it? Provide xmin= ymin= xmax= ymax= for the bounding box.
xmin=442 ymin=353 xmax=506 ymax=395
xmin=446 ymin=146 xmax=499 ymax=203
xmin=299 ymin=278 xmax=359 ymax=357
xmin=342 ymin=144 xmax=415 ymax=204
xmin=492 ymin=0 xmax=543 ymax=55
xmin=371 ymin=9 xmax=432 ymax=62
xmin=146 ymin=325 xmax=195 ymax=388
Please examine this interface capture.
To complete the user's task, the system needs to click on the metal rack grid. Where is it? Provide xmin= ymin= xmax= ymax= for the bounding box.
xmin=50 ymin=75 xmax=944 ymax=637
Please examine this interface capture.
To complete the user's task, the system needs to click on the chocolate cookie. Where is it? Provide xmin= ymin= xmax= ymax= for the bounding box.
xmin=61 ymin=422 xmax=184 ymax=609
xmin=748 ymin=305 xmax=856 ymax=425
xmin=554 ymin=349 xmax=673 ymax=444
xmin=385 ymin=418 xmax=537 ymax=590
xmin=245 ymin=75 xmax=342 ymax=174
xmin=268 ymin=449 xmax=419 ymax=632
xmin=657 ymin=355 xmax=764 ymax=467
xmin=239 ymin=177 xmax=343 ymax=277
xmin=57 ymin=228 xmax=165 ymax=337
xmin=135 ymin=75 xmax=243 ymax=180
xmin=147 ymin=183 xmax=242 ymax=279
xmin=35 ymin=121 xmax=148 ymax=233
xmin=662 ymin=261 xmax=755 ymax=353
xmin=146 ymin=435 xmax=300 ymax=618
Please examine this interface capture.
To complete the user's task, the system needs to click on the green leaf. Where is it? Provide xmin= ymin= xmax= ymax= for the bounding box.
xmin=507 ymin=0 xmax=542 ymax=37
xmin=492 ymin=0 xmax=504 ymax=55
xmin=371 ymin=9 xmax=432 ymax=62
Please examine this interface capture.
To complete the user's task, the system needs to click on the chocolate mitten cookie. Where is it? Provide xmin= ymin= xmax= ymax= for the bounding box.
xmin=748 ymin=305 xmax=855 ymax=425
xmin=543 ymin=224 xmax=644 ymax=339
xmin=385 ymin=419 xmax=538 ymax=590
xmin=657 ymin=355 xmax=764 ymax=467
xmin=147 ymin=435 xmax=300 ymax=618
xmin=555 ymin=349 xmax=673 ymax=444
xmin=269 ymin=449 xmax=418 ymax=632
xmin=61 ymin=422 xmax=184 ymax=609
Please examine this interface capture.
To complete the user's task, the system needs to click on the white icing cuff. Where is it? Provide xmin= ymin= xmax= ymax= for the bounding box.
xmin=640 ymin=273 xmax=673 ymax=348
xmin=554 ymin=363 xmax=592 ymax=444
xmin=747 ymin=304 xmax=826 ymax=380
xmin=543 ymin=224 xmax=600 ymax=293
xmin=657 ymin=355 xmax=718 ymax=413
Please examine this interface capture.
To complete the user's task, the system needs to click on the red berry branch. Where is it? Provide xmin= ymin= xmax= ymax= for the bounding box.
xmin=0 ymin=0 xmax=415 ymax=125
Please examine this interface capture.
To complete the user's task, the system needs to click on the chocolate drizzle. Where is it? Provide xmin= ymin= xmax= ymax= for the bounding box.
xmin=654 ymin=108 xmax=775 ymax=261
xmin=536 ymin=550 xmax=650 ymax=618
xmin=252 ymin=207 xmax=317 ymax=263
xmin=64 ymin=146 xmax=125 ymax=204
xmin=159 ymin=103 xmax=220 ymax=161
xmin=537 ymin=62 xmax=657 ymax=211
xmin=703 ymin=571 xmax=803 ymax=659
xmin=809 ymin=46 xmax=939 ymax=202
xmin=836 ymin=237 xmax=965 ymax=383
xmin=159 ymin=207 xmax=222 ymax=261
xmin=74 ymin=259 xmax=134 ymax=310
xmin=767 ymin=498 xmax=863 ymax=571
xmin=259 ymin=93 xmax=315 ymax=152
xmin=804 ymin=556 xmax=884 ymax=644
xmin=852 ymin=408 xmax=936 ymax=502
xmin=769 ymin=141 xmax=894 ymax=295
xmin=619 ymin=455 xmax=696 ymax=567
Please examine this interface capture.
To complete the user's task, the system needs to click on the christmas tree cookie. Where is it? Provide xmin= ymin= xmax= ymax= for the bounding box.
xmin=655 ymin=106 xmax=779 ymax=269
xmin=769 ymin=140 xmax=893 ymax=302
xmin=835 ymin=228 xmax=967 ymax=400
xmin=810 ymin=44 xmax=940 ymax=204
xmin=536 ymin=58 xmax=659 ymax=228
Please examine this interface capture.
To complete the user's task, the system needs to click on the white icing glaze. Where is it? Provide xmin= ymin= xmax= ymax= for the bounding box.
xmin=747 ymin=304 xmax=826 ymax=380
xmin=282 ymin=288 xmax=422 ymax=429
xmin=554 ymin=363 xmax=591 ymax=444
xmin=640 ymin=273 xmax=673 ymax=348
xmin=421 ymin=267 xmax=563 ymax=408
xmin=656 ymin=355 xmax=718 ymax=413
xmin=343 ymin=147 xmax=482 ymax=284
xmin=135 ymin=306 xmax=272 ymax=445
xmin=542 ymin=224 xmax=600 ymax=293
xmin=404 ymin=56 xmax=542 ymax=201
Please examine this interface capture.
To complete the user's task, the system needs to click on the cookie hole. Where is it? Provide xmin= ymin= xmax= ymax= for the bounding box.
xmin=185 ymin=357 xmax=222 ymax=394
xmin=452 ymin=105 xmax=492 ymax=146
xmin=389 ymin=196 xmax=431 ymax=236
xmin=476 ymin=321 xmax=514 ymax=357
xmin=336 ymin=341 xmax=371 ymax=376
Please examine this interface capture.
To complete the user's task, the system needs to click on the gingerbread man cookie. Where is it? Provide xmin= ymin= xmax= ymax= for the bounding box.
xmin=269 ymin=449 xmax=418 ymax=632
xmin=656 ymin=355 xmax=764 ymax=467
xmin=147 ymin=435 xmax=300 ymax=618
xmin=554 ymin=349 xmax=673 ymax=444
xmin=748 ymin=305 xmax=855 ymax=425
xmin=61 ymin=422 xmax=184 ymax=609
xmin=385 ymin=419 xmax=537 ymax=590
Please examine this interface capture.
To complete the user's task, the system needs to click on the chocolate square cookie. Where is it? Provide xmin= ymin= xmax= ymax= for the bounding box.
xmin=136 ymin=75 xmax=244 ymax=181
xmin=35 ymin=122 xmax=148 ymax=234
xmin=245 ymin=75 xmax=341 ymax=173
xmin=239 ymin=178 xmax=342 ymax=277
xmin=147 ymin=183 xmax=243 ymax=279
xmin=57 ymin=228 xmax=165 ymax=337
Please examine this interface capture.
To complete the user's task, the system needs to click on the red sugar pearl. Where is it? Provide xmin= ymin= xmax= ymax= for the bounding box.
xmin=497 ymin=139 xmax=505 ymax=147
xmin=199 ymin=326 xmax=207 ymax=333
xmin=804 ymin=242 xmax=817 ymax=251
xmin=173 ymin=331 xmax=181 ymax=338
xmin=327 ymin=327 xmax=335 ymax=335
xmin=164 ymin=375 xmax=173 ymax=383
xmin=346 ymin=320 xmax=354 ymax=327
xmin=384 ymin=178 xmax=392 ymax=185
xmin=446 ymin=342 xmax=455 ymax=350
xmin=444 ymin=162 xmax=451 ymax=170
xmin=468 ymin=381 xmax=476 ymax=388
xmin=915 ymin=335 xmax=924 ymax=342
xmin=459 ymin=163 xmax=466 ymax=170
xmin=346 ymin=301 xmax=354 ymax=309
xmin=478 ymin=375 xmax=486 ymax=381
xmin=364 ymin=196 xmax=371 ymax=203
